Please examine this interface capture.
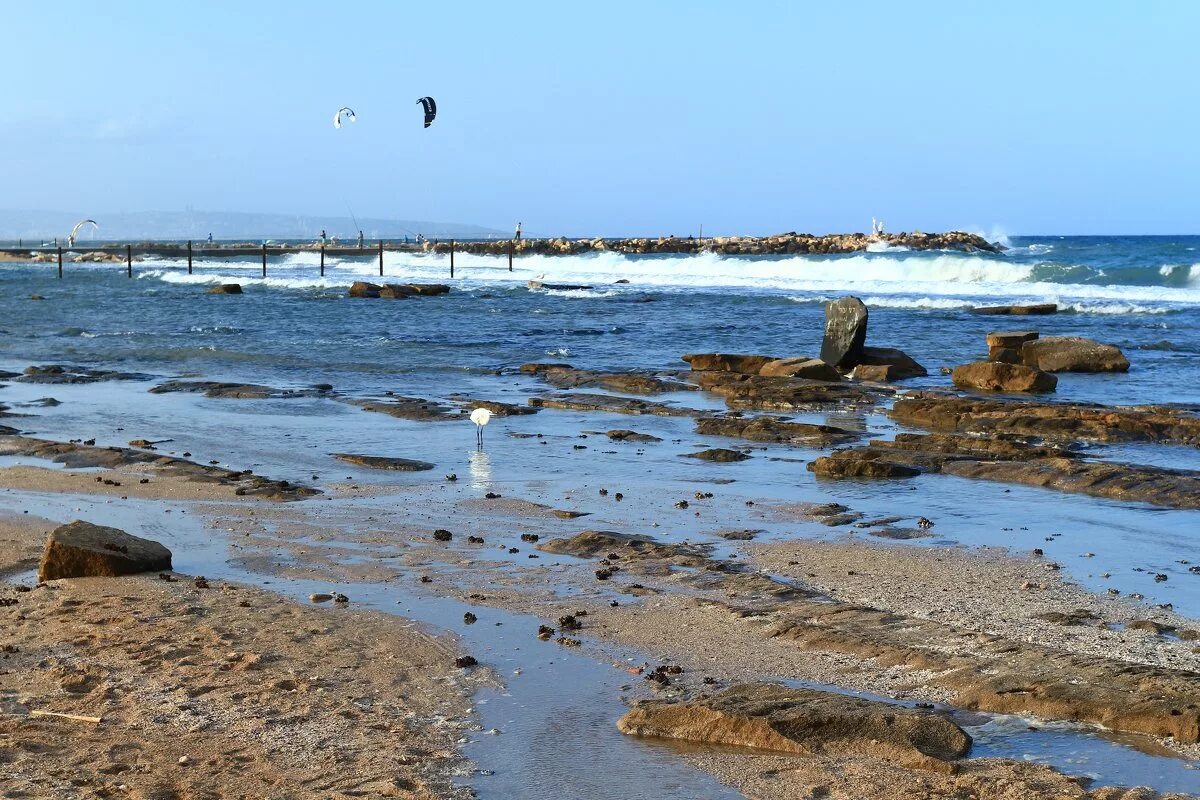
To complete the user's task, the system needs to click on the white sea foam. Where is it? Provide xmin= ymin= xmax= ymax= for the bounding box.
xmin=130 ymin=250 xmax=1200 ymax=313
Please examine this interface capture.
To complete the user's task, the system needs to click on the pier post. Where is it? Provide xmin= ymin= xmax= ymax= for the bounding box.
xmin=508 ymin=239 xmax=514 ymax=272
xmin=261 ymin=243 xmax=267 ymax=278
xmin=126 ymin=245 xmax=132 ymax=278
xmin=187 ymin=240 xmax=193 ymax=274
xmin=320 ymin=244 xmax=325 ymax=277
xmin=450 ymin=240 xmax=455 ymax=279
xmin=57 ymin=246 xmax=62 ymax=279
xmin=379 ymin=240 xmax=384 ymax=277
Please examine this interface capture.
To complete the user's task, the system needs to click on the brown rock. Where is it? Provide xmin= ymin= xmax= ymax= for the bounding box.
xmin=681 ymin=353 xmax=776 ymax=374
xmin=951 ymin=361 xmax=1058 ymax=393
xmin=986 ymin=331 xmax=1039 ymax=348
xmin=854 ymin=347 xmax=927 ymax=379
xmin=694 ymin=415 xmax=858 ymax=447
xmin=987 ymin=346 xmax=1022 ymax=364
xmin=348 ymin=281 xmax=382 ymax=298
xmin=1020 ymin=336 xmax=1130 ymax=373
xmin=618 ymin=682 xmax=970 ymax=773
xmin=606 ymin=429 xmax=663 ymax=443
xmin=808 ymin=452 xmax=920 ymax=479
xmin=759 ymin=357 xmax=843 ymax=381
xmin=683 ymin=448 xmax=751 ymax=462
xmin=39 ymin=521 xmax=172 ymax=581
xmin=971 ymin=303 xmax=1058 ymax=315
xmin=206 ymin=283 xmax=243 ymax=295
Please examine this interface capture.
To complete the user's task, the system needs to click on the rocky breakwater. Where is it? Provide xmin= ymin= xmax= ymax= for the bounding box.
xmin=427 ymin=230 xmax=1003 ymax=257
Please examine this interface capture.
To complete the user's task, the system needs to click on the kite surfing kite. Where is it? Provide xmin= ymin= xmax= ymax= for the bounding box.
xmin=67 ymin=219 xmax=98 ymax=248
xmin=333 ymin=107 xmax=357 ymax=129
xmin=417 ymin=96 xmax=436 ymax=128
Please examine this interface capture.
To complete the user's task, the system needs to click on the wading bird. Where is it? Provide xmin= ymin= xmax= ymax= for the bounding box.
xmin=470 ymin=408 xmax=493 ymax=447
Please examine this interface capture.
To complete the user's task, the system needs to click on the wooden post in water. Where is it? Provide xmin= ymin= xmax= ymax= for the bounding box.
xmin=126 ymin=245 xmax=132 ymax=278
xmin=320 ymin=243 xmax=325 ymax=277
xmin=57 ymin=246 xmax=63 ymax=279
xmin=378 ymin=240 xmax=384 ymax=277
xmin=450 ymin=240 xmax=455 ymax=279
xmin=508 ymin=238 xmax=514 ymax=272
xmin=187 ymin=240 xmax=193 ymax=274
xmin=261 ymin=243 xmax=267 ymax=277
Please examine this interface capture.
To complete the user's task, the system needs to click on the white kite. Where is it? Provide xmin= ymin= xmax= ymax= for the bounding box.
xmin=333 ymin=107 xmax=357 ymax=129
xmin=67 ymin=219 xmax=98 ymax=248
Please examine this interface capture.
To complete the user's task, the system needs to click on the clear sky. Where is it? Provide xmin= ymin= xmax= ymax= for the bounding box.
xmin=4 ymin=1 xmax=1198 ymax=236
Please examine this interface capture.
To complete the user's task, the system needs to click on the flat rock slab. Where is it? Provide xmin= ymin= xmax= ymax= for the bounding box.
xmin=39 ymin=520 xmax=172 ymax=581
xmin=758 ymin=357 xmax=842 ymax=381
xmin=333 ymin=454 xmax=434 ymax=471
xmin=149 ymin=381 xmax=333 ymax=400
xmin=681 ymin=353 xmax=777 ymax=374
xmin=971 ymin=303 xmax=1058 ymax=315
xmin=1020 ymin=336 xmax=1130 ymax=373
xmin=808 ymin=452 xmax=920 ymax=479
xmin=533 ymin=366 xmax=691 ymax=395
xmin=684 ymin=448 xmax=751 ymax=462
xmin=890 ymin=394 xmax=1200 ymax=446
xmin=695 ymin=416 xmax=858 ymax=447
xmin=18 ymin=365 xmax=151 ymax=385
xmin=606 ymin=429 xmax=663 ymax=443
xmin=618 ymin=682 xmax=970 ymax=773
xmin=529 ymin=393 xmax=699 ymax=417
xmin=345 ymin=396 xmax=459 ymax=421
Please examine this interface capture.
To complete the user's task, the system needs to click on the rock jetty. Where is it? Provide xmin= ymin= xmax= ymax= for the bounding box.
xmin=428 ymin=231 xmax=1002 ymax=257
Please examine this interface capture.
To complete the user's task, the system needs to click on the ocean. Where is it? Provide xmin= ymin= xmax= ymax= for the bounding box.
xmin=3 ymin=235 xmax=1200 ymax=407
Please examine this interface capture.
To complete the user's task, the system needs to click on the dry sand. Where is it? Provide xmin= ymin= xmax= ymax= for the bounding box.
xmin=0 ymin=512 xmax=481 ymax=800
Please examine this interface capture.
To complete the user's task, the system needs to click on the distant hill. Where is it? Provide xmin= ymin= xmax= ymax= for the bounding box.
xmin=0 ymin=209 xmax=506 ymax=242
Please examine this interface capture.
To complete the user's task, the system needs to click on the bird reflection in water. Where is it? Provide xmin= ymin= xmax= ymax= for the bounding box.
xmin=468 ymin=448 xmax=493 ymax=490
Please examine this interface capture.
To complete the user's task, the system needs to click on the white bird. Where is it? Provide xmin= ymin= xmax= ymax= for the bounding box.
xmin=470 ymin=408 xmax=493 ymax=447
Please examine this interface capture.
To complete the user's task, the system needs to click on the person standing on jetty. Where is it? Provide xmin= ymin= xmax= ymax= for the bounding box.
xmin=513 ymin=222 xmax=522 ymax=241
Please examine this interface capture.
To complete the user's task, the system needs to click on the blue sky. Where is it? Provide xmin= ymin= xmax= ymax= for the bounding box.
xmin=4 ymin=1 xmax=1198 ymax=235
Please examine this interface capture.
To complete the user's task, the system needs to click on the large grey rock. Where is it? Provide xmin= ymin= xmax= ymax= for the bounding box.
xmin=819 ymin=297 xmax=868 ymax=368
xmin=39 ymin=521 xmax=172 ymax=581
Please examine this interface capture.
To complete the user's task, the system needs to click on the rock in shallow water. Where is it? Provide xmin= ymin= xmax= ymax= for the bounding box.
xmin=951 ymin=361 xmax=1058 ymax=393
xmin=819 ymin=297 xmax=869 ymax=369
xmin=332 ymin=453 xmax=435 ymax=471
xmin=1019 ymin=336 xmax=1130 ymax=373
xmin=38 ymin=520 xmax=172 ymax=581
xmin=618 ymin=682 xmax=971 ymax=773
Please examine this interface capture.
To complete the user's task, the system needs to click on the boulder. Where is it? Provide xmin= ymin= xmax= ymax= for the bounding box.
xmin=819 ymin=297 xmax=868 ymax=368
xmin=986 ymin=331 xmax=1039 ymax=349
xmin=206 ymin=283 xmax=243 ymax=294
xmin=39 ymin=521 xmax=172 ymax=581
xmin=951 ymin=361 xmax=1057 ymax=393
xmin=971 ymin=303 xmax=1058 ymax=316
xmin=758 ymin=357 xmax=842 ymax=381
xmin=808 ymin=452 xmax=920 ymax=479
xmin=683 ymin=448 xmax=751 ymax=462
xmin=681 ymin=353 xmax=776 ymax=374
xmin=348 ymin=281 xmax=382 ymax=298
xmin=606 ymin=429 xmax=663 ymax=443
xmin=618 ymin=682 xmax=970 ymax=773
xmin=987 ymin=347 xmax=1022 ymax=364
xmin=855 ymin=347 xmax=927 ymax=379
xmin=1020 ymin=336 xmax=1130 ymax=373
